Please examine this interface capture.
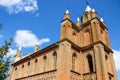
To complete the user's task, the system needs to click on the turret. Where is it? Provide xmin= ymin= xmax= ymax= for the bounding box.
xmin=34 ymin=45 xmax=40 ymax=52
xmin=76 ymin=17 xmax=81 ymax=26
xmin=81 ymin=5 xmax=98 ymax=23
xmin=64 ymin=10 xmax=70 ymax=19
xmin=34 ymin=40 xmax=40 ymax=52
xmin=100 ymin=17 xmax=106 ymax=25
xmin=13 ymin=45 xmax=21 ymax=62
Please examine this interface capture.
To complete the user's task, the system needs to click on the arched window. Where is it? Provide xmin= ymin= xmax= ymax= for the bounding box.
xmin=22 ymin=64 xmax=24 ymax=68
xmin=53 ymin=52 xmax=57 ymax=69
xmin=28 ymin=61 xmax=30 ymax=66
xmin=109 ymin=76 xmax=112 ymax=80
xmin=35 ymin=59 xmax=38 ymax=63
xmin=62 ymin=25 xmax=66 ymax=38
xmin=15 ymin=67 xmax=17 ymax=70
xmin=34 ymin=59 xmax=38 ymax=73
xmin=105 ymin=55 xmax=108 ymax=60
xmin=72 ymin=32 xmax=77 ymax=43
xmin=84 ymin=30 xmax=90 ymax=45
xmin=72 ymin=53 xmax=77 ymax=71
xmin=87 ymin=55 xmax=93 ymax=72
xmin=43 ymin=56 xmax=47 ymax=72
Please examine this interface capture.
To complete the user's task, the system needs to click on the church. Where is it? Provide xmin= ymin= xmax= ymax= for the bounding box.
xmin=8 ymin=5 xmax=118 ymax=80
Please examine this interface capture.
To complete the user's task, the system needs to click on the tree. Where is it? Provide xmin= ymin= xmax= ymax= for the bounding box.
xmin=0 ymin=38 xmax=13 ymax=79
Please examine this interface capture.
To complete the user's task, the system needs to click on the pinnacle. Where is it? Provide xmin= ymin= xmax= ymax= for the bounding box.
xmin=92 ymin=8 xmax=95 ymax=12
xmin=18 ymin=44 xmax=22 ymax=50
xmin=65 ymin=10 xmax=69 ymax=14
xmin=85 ymin=5 xmax=91 ymax=12
xmin=77 ymin=17 xmax=80 ymax=22
xmin=100 ymin=18 xmax=104 ymax=22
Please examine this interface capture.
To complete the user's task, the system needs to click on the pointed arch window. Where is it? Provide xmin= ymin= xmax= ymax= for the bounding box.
xmin=53 ymin=52 xmax=57 ymax=69
xmin=72 ymin=32 xmax=77 ymax=43
xmin=87 ymin=55 xmax=93 ymax=72
xmin=43 ymin=56 xmax=47 ymax=72
xmin=72 ymin=53 xmax=77 ymax=71
xmin=84 ymin=30 xmax=90 ymax=45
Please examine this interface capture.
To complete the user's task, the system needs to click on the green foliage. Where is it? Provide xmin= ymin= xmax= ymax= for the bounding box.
xmin=0 ymin=38 xmax=13 ymax=80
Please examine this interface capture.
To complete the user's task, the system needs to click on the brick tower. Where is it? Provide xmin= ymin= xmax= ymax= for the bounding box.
xmin=60 ymin=5 xmax=117 ymax=80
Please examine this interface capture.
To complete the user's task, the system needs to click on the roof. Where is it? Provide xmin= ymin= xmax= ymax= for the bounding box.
xmin=12 ymin=37 xmax=113 ymax=66
xmin=12 ymin=38 xmax=81 ymax=66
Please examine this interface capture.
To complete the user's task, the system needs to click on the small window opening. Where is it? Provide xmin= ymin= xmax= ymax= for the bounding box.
xmin=72 ymin=53 xmax=77 ymax=71
xmin=28 ymin=61 xmax=30 ymax=66
xmin=22 ymin=64 xmax=24 ymax=68
xmin=87 ymin=55 xmax=93 ymax=72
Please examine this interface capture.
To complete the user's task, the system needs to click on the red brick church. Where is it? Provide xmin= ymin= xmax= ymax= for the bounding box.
xmin=8 ymin=5 xmax=118 ymax=80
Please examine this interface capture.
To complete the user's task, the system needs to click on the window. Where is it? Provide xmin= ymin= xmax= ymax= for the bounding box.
xmin=84 ymin=30 xmax=90 ymax=45
xmin=22 ymin=64 xmax=24 ymax=68
xmin=28 ymin=61 xmax=30 ymax=66
xmin=109 ymin=76 xmax=112 ymax=80
xmin=87 ymin=55 xmax=93 ymax=72
xmin=53 ymin=52 xmax=57 ymax=69
xmin=43 ymin=56 xmax=47 ymax=72
xmin=73 ymin=32 xmax=77 ymax=43
xmin=105 ymin=55 xmax=108 ymax=60
xmin=72 ymin=53 xmax=76 ymax=71
xmin=34 ymin=59 xmax=38 ymax=73
xmin=35 ymin=59 xmax=38 ymax=63
xmin=15 ymin=67 xmax=17 ymax=70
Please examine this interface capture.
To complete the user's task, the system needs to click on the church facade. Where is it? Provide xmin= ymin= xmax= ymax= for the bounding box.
xmin=8 ymin=6 xmax=118 ymax=80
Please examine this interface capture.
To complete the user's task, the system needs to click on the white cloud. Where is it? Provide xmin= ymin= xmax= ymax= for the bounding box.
xmin=39 ymin=38 xmax=50 ymax=45
xmin=4 ymin=48 xmax=17 ymax=62
xmin=7 ymin=48 xmax=17 ymax=57
xmin=0 ymin=0 xmax=38 ymax=14
xmin=113 ymin=49 xmax=120 ymax=71
xmin=14 ymin=30 xmax=50 ymax=48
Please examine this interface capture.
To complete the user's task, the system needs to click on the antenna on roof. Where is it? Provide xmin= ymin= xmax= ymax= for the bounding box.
xmin=85 ymin=1 xmax=92 ymax=12
xmin=66 ymin=6 xmax=69 ymax=10
xmin=86 ymin=1 xmax=89 ymax=6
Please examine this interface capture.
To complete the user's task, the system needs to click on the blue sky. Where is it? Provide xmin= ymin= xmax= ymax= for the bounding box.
xmin=0 ymin=0 xmax=120 ymax=79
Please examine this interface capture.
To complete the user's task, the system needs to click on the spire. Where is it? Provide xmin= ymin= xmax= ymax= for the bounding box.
xmin=85 ymin=5 xmax=91 ymax=12
xmin=65 ymin=10 xmax=69 ymax=14
xmin=76 ymin=17 xmax=81 ymax=26
xmin=64 ymin=9 xmax=70 ymax=19
xmin=100 ymin=18 xmax=106 ymax=25
xmin=92 ymin=8 xmax=95 ymax=12
xmin=14 ymin=45 xmax=22 ymax=62
xmin=100 ymin=18 xmax=104 ymax=22
xmin=34 ymin=40 xmax=40 ymax=52
xmin=77 ymin=17 xmax=80 ymax=22
xmin=18 ymin=44 xmax=22 ymax=51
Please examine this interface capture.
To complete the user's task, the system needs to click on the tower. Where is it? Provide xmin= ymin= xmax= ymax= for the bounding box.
xmin=34 ymin=40 xmax=40 ymax=52
xmin=60 ymin=5 xmax=117 ymax=80
xmin=14 ymin=45 xmax=21 ymax=62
